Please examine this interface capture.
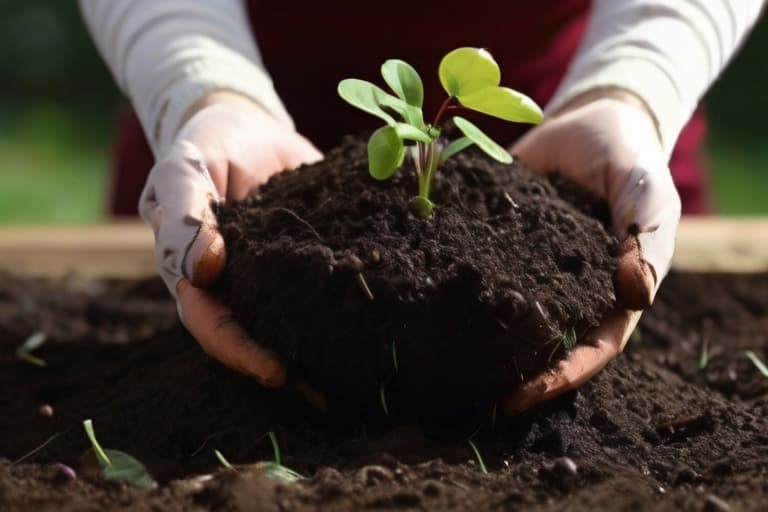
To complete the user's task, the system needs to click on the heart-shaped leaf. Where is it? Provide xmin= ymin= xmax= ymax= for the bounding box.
xmin=439 ymin=47 xmax=500 ymax=97
xmin=368 ymin=126 xmax=405 ymax=180
xmin=458 ymin=87 xmax=543 ymax=124
xmin=452 ymin=116 xmax=512 ymax=164
xmin=382 ymin=59 xmax=424 ymax=108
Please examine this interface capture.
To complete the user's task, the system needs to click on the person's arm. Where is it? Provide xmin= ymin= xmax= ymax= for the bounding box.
xmin=505 ymin=0 xmax=764 ymax=413
xmin=548 ymin=0 xmax=765 ymax=158
xmin=79 ymin=0 xmax=292 ymax=156
xmin=79 ymin=1 xmax=321 ymax=386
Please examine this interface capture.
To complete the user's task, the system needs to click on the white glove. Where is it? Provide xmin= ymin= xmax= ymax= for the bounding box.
xmin=503 ymin=91 xmax=681 ymax=413
xmin=139 ymin=91 xmax=322 ymax=385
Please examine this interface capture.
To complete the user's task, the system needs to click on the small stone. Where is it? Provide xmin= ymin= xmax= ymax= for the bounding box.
xmin=38 ymin=404 xmax=54 ymax=417
xmin=553 ymin=456 xmax=578 ymax=476
xmin=370 ymin=248 xmax=381 ymax=264
xmin=703 ymin=494 xmax=732 ymax=512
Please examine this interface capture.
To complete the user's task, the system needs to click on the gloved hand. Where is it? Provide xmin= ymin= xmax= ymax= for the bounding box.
xmin=502 ymin=89 xmax=681 ymax=413
xmin=139 ymin=91 xmax=322 ymax=386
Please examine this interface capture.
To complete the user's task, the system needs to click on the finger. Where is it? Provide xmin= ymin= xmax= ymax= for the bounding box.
xmin=139 ymin=141 xmax=223 ymax=298
xmin=611 ymin=159 xmax=681 ymax=304
xmin=501 ymin=309 xmax=641 ymax=414
xmin=177 ymin=279 xmax=286 ymax=387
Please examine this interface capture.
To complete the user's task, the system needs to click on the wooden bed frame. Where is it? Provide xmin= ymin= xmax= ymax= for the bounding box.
xmin=0 ymin=217 xmax=766 ymax=278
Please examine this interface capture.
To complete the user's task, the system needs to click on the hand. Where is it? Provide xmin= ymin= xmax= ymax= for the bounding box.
xmin=502 ymin=89 xmax=681 ymax=414
xmin=139 ymin=91 xmax=322 ymax=386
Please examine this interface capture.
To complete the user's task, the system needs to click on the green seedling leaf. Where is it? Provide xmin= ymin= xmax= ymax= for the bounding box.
xmin=411 ymin=196 xmax=436 ymax=218
xmin=452 ymin=116 xmax=512 ymax=164
xmin=745 ymin=350 xmax=768 ymax=378
xmin=16 ymin=331 xmax=47 ymax=367
xmin=467 ymin=439 xmax=488 ymax=474
xmin=394 ymin=123 xmax=431 ymax=143
xmin=82 ymin=419 xmax=157 ymax=489
xmin=379 ymin=381 xmax=389 ymax=416
xmin=216 ymin=436 xmax=304 ymax=484
xmin=440 ymin=136 xmax=474 ymax=163
xmin=368 ymin=126 xmax=405 ymax=180
xmin=338 ymin=79 xmax=399 ymax=126
xmin=458 ymin=86 xmax=543 ymax=124
xmin=382 ymin=59 xmax=424 ymax=108
xmin=439 ymin=47 xmax=500 ymax=97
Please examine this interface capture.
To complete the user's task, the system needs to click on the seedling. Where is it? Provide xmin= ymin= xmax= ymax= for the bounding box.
xmin=745 ymin=350 xmax=768 ymax=379
xmin=214 ymin=431 xmax=303 ymax=483
xmin=467 ymin=439 xmax=488 ymax=474
xmin=338 ymin=47 xmax=542 ymax=217
xmin=548 ymin=327 xmax=577 ymax=362
xmin=82 ymin=419 xmax=157 ymax=489
xmin=16 ymin=331 xmax=48 ymax=367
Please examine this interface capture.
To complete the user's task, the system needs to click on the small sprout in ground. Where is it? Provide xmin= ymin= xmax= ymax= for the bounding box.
xmin=16 ymin=331 xmax=48 ymax=367
xmin=379 ymin=380 xmax=390 ymax=416
xmin=699 ymin=335 xmax=710 ymax=370
xmin=392 ymin=340 xmax=399 ymax=374
xmin=467 ymin=439 xmax=488 ymax=474
xmin=214 ymin=449 xmax=234 ymax=469
xmin=82 ymin=419 xmax=157 ymax=489
xmin=338 ymin=47 xmax=542 ymax=218
xmin=745 ymin=350 xmax=768 ymax=378
xmin=214 ymin=432 xmax=303 ymax=483
xmin=548 ymin=327 xmax=578 ymax=361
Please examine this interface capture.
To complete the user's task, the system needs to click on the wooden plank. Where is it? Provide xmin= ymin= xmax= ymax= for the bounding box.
xmin=0 ymin=217 xmax=766 ymax=279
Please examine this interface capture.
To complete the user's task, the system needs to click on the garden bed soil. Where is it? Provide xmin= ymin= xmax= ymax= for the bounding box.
xmin=1 ymin=271 xmax=767 ymax=510
xmin=216 ymin=138 xmax=617 ymax=414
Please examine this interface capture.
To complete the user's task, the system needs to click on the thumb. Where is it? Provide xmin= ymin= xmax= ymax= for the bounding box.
xmin=611 ymin=155 xmax=681 ymax=310
xmin=139 ymin=141 xmax=227 ymax=298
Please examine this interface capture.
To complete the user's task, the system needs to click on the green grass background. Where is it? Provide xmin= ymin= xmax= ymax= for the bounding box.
xmin=1 ymin=2 xmax=766 ymax=224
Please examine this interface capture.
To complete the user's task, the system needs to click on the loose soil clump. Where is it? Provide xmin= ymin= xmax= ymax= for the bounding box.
xmin=1 ymin=271 xmax=767 ymax=510
xmin=216 ymin=137 xmax=617 ymax=414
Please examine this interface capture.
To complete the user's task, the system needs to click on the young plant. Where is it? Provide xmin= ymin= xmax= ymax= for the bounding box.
xmin=82 ymin=419 xmax=157 ymax=489
xmin=338 ymin=47 xmax=542 ymax=217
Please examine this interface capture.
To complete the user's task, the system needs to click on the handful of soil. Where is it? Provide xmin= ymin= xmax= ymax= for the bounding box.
xmin=217 ymin=137 xmax=617 ymax=414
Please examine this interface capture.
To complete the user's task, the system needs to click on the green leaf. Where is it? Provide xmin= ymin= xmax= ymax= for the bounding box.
xmin=745 ymin=350 xmax=768 ymax=378
xmin=452 ymin=116 xmax=512 ymax=164
xmin=338 ymin=79 xmax=398 ymax=125
xmin=82 ymin=419 xmax=157 ymax=489
xmin=215 ymin=449 xmax=234 ymax=469
xmin=394 ymin=123 xmax=431 ymax=143
xmin=440 ymin=136 xmax=474 ymax=163
xmin=257 ymin=462 xmax=305 ymax=483
xmin=439 ymin=47 xmax=500 ymax=97
xmin=382 ymin=59 xmax=424 ymax=108
xmin=102 ymin=449 xmax=158 ymax=489
xmin=458 ymin=87 xmax=543 ymax=124
xmin=368 ymin=126 xmax=405 ymax=180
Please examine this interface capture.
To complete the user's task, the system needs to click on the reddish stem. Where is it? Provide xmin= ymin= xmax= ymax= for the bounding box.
xmin=432 ymin=96 xmax=456 ymax=128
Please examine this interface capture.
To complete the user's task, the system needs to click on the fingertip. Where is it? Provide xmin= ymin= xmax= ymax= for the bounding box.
xmin=615 ymin=236 xmax=656 ymax=310
xmin=189 ymin=227 xmax=227 ymax=288
xmin=252 ymin=356 xmax=287 ymax=388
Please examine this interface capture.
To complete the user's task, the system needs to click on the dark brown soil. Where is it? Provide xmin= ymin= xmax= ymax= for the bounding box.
xmin=216 ymin=138 xmax=617 ymax=414
xmin=2 ymin=269 xmax=768 ymax=510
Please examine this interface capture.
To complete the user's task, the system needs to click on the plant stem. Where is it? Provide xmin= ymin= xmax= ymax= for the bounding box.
xmin=432 ymin=96 xmax=455 ymax=127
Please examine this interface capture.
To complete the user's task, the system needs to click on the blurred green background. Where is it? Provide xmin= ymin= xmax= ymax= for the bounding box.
xmin=1 ymin=2 xmax=766 ymax=224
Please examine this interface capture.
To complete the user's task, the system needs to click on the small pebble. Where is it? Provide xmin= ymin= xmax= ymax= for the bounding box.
xmin=38 ymin=404 xmax=54 ymax=417
xmin=53 ymin=463 xmax=77 ymax=484
xmin=370 ymin=248 xmax=381 ymax=264
xmin=553 ymin=456 xmax=578 ymax=476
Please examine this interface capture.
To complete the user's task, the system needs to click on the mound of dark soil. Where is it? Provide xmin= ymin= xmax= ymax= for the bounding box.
xmin=216 ymin=138 xmax=617 ymax=413
xmin=1 ymin=272 xmax=767 ymax=511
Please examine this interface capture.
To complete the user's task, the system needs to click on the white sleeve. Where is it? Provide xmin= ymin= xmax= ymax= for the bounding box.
xmin=546 ymin=0 xmax=764 ymax=158
xmin=78 ymin=0 xmax=293 ymax=157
